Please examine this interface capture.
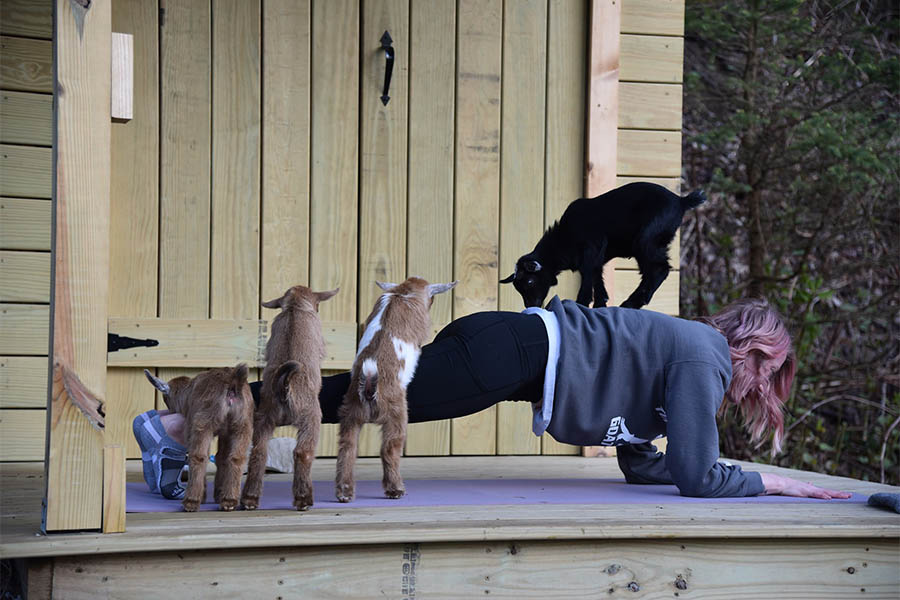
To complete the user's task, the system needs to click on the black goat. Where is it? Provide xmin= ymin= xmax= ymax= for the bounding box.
xmin=500 ymin=182 xmax=705 ymax=309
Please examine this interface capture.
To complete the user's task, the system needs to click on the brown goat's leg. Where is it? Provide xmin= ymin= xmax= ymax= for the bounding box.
xmin=183 ymin=430 xmax=214 ymax=512
xmin=240 ymin=418 xmax=275 ymax=510
xmin=213 ymin=433 xmax=232 ymax=504
xmin=335 ymin=419 xmax=362 ymax=503
xmin=219 ymin=422 xmax=252 ymax=511
xmin=380 ymin=412 xmax=407 ymax=499
xmin=292 ymin=414 xmax=320 ymax=511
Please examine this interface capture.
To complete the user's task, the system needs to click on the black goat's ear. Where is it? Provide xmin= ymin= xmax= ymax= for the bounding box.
xmin=524 ymin=260 xmax=542 ymax=273
xmin=499 ymin=272 xmax=516 ymax=284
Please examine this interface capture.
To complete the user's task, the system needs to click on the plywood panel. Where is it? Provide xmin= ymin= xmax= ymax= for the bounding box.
xmin=496 ymin=0 xmax=546 ymax=456
xmin=356 ymin=0 xmax=409 ymax=457
xmin=0 ymin=91 xmax=52 ymax=145
xmin=0 ymin=408 xmax=45 ymax=461
xmin=451 ymin=0 xmax=502 ymax=456
xmin=617 ymin=129 xmax=682 ymax=177
xmin=45 ymin=0 xmax=111 ymax=530
xmin=620 ymin=34 xmax=684 ymax=83
xmin=260 ymin=0 xmax=310 ymax=311
xmin=541 ymin=0 xmax=586 ymax=455
xmin=614 ymin=269 xmax=680 ymax=314
xmin=621 ymin=0 xmax=684 ymax=36
xmin=0 ymin=356 xmax=46 ymax=408
xmin=0 ymin=197 xmax=50 ymax=250
xmin=618 ymin=82 xmax=682 ymax=130
xmin=0 ymin=250 xmax=49 ymax=302
xmin=404 ymin=0 xmax=455 ymax=457
xmin=0 ymin=0 xmax=52 ymax=38
xmin=309 ymin=0 xmax=359 ymax=457
xmin=0 ymin=303 xmax=48 ymax=354
xmin=0 ymin=144 xmax=51 ymax=198
xmin=0 ymin=36 xmax=51 ymax=92
xmin=211 ymin=0 xmax=260 ymax=321
xmin=108 ymin=0 xmax=160 ymax=459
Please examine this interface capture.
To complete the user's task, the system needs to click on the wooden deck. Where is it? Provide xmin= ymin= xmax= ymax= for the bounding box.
xmin=1 ymin=456 xmax=898 ymax=598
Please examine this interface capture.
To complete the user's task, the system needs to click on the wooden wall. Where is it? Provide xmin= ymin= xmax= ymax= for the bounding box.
xmin=0 ymin=0 xmax=686 ymax=462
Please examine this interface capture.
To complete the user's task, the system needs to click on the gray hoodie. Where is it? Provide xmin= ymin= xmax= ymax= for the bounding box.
xmin=531 ymin=297 xmax=764 ymax=498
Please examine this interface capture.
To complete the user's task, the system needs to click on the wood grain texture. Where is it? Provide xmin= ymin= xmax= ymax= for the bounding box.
xmin=451 ymin=0 xmax=502 ymax=455
xmin=45 ymin=0 xmax=111 ymax=531
xmin=621 ymin=0 xmax=685 ymax=36
xmin=0 ymin=0 xmax=52 ymax=38
xmin=0 ymin=197 xmax=51 ymax=250
xmin=0 ymin=91 xmax=52 ymax=145
xmin=496 ymin=0 xmax=547 ymax=456
xmin=0 ymin=356 xmax=47 ymax=408
xmin=620 ymin=34 xmax=684 ymax=83
xmin=0 ymin=250 xmax=49 ymax=302
xmin=404 ymin=0 xmax=455 ymax=456
xmin=102 ymin=445 xmax=126 ymax=533
xmin=110 ymin=33 xmax=133 ymax=121
xmin=0 ymin=408 xmax=44 ymax=461
xmin=618 ymin=82 xmax=682 ymax=130
xmin=617 ymin=129 xmax=682 ymax=176
xmin=309 ymin=0 xmax=359 ymax=456
xmin=355 ymin=0 xmax=409 ymax=457
xmin=0 ymin=144 xmax=51 ymax=198
xmin=541 ymin=0 xmax=586 ymax=456
xmin=585 ymin=0 xmax=620 ymax=197
xmin=0 ymin=36 xmax=51 ymax=92
xmin=0 ymin=303 xmax=48 ymax=354
xmin=260 ymin=0 xmax=310 ymax=315
xmin=211 ymin=0 xmax=260 ymax=321
xmin=108 ymin=0 xmax=160 ymax=459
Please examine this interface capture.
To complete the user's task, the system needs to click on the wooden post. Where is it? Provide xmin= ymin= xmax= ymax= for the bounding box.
xmin=102 ymin=445 xmax=126 ymax=533
xmin=43 ymin=0 xmax=111 ymax=532
xmin=583 ymin=0 xmax=620 ymax=458
xmin=110 ymin=33 xmax=133 ymax=121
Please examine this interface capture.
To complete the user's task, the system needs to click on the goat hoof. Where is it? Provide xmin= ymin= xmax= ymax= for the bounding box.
xmin=240 ymin=496 xmax=258 ymax=510
xmin=384 ymin=488 xmax=405 ymax=499
xmin=182 ymin=499 xmax=200 ymax=512
xmin=219 ymin=499 xmax=238 ymax=511
xmin=336 ymin=483 xmax=354 ymax=503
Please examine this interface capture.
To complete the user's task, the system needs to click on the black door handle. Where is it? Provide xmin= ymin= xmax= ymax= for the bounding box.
xmin=380 ymin=30 xmax=394 ymax=106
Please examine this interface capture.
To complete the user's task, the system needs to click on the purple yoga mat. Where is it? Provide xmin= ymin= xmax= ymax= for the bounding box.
xmin=126 ymin=478 xmax=867 ymax=512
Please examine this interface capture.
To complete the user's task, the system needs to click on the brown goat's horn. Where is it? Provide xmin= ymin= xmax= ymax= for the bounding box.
xmin=143 ymin=369 xmax=170 ymax=395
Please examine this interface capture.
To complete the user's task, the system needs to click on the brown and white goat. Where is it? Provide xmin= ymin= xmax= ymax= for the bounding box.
xmin=336 ymin=277 xmax=456 ymax=502
xmin=143 ymin=365 xmax=253 ymax=512
xmin=240 ymin=285 xmax=338 ymax=511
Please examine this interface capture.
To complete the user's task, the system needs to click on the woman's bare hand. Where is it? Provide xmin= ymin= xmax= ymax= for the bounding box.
xmin=760 ymin=472 xmax=852 ymax=499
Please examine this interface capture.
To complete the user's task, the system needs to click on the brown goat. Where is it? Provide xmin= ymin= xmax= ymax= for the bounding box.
xmin=240 ymin=285 xmax=338 ymax=511
xmin=143 ymin=365 xmax=253 ymax=512
xmin=336 ymin=277 xmax=456 ymax=502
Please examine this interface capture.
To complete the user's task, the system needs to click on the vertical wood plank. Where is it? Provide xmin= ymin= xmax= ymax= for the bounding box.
xmin=356 ymin=0 xmax=409 ymax=457
xmin=260 ymin=0 xmax=310 ymax=307
xmin=404 ymin=0 xmax=455 ymax=456
xmin=158 ymin=0 xmax=211 ymax=404
xmin=107 ymin=0 xmax=160 ymax=460
xmin=451 ymin=0 xmax=502 ymax=455
xmin=211 ymin=0 xmax=260 ymax=322
xmin=309 ymin=0 xmax=359 ymax=456
xmin=102 ymin=445 xmax=126 ymax=533
xmin=541 ymin=0 xmax=586 ymax=455
xmin=45 ymin=0 xmax=111 ymax=531
xmin=496 ymin=0 xmax=547 ymax=455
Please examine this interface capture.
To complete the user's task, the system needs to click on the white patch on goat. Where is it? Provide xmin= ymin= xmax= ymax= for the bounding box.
xmin=361 ymin=358 xmax=378 ymax=379
xmin=392 ymin=337 xmax=420 ymax=389
xmin=355 ymin=294 xmax=391 ymax=359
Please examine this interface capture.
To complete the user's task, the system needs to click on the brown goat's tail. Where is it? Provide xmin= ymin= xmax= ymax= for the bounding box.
xmin=228 ymin=363 xmax=250 ymax=394
xmin=274 ymin=361 xmax=302 ymax=398
xmin=359 ymin=358 xmax=378 ymax=403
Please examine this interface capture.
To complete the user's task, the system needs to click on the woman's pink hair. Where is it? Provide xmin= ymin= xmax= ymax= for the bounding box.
xmin=700 ymin=299 xmax=796 ymax=454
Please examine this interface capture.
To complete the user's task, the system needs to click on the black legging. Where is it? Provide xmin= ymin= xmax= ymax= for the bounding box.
xmin=250 ymin=311 xmax=549 ymax=423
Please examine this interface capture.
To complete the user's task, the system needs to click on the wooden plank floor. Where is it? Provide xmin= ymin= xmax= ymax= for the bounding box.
xmin=1 ymin=456 xmax=898 ymax=560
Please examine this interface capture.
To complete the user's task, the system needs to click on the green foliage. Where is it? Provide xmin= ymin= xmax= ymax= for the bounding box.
xmin=682 ymin=0 xmax=899 ymax=484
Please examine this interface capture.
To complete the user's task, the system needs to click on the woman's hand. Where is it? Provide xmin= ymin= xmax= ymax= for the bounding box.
xmin=760 ymin=472 xmax=852 ymax=499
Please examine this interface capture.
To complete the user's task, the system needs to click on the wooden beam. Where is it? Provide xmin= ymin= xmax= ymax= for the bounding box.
xmin=102 ymin=445 xmax=126 ymax=533
xmin=110 ymin=33 xmax=133 ymax=121
xmin=0 ymin=0 xmax=53 ymax=38
xmin=0 ymin=250 xmax=50 ymax=302
xmin=621 ymin=0 xmax=685 ymax=36
xmin=0 ymin=356 xmax=48 ymax=408
xmin=404 ymin=0 xmax=455 ymax=457
xmin=44 ymin=0 xmax=111 ymax=532
xmin=0 ymin=408 xmax=45 ymax=461
xmin=620 ymin=34 xmax=684 ymax=83
xmin=0 ymin=303 xmax=48 ymax=355
xmin=0 ymin=91 xmax=52 ymax=146
xmin=0 ymin=144 xmax=52 ymax=198
xmin=0 ymin=197 xmax=51 ymax=250
xmin=618 ymin=82 xmax=682 ymax=130
xmin=617 ymin=129 xmax=682 ymax=177
xmin=0 ymin=36 xmax=52 ymax=92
